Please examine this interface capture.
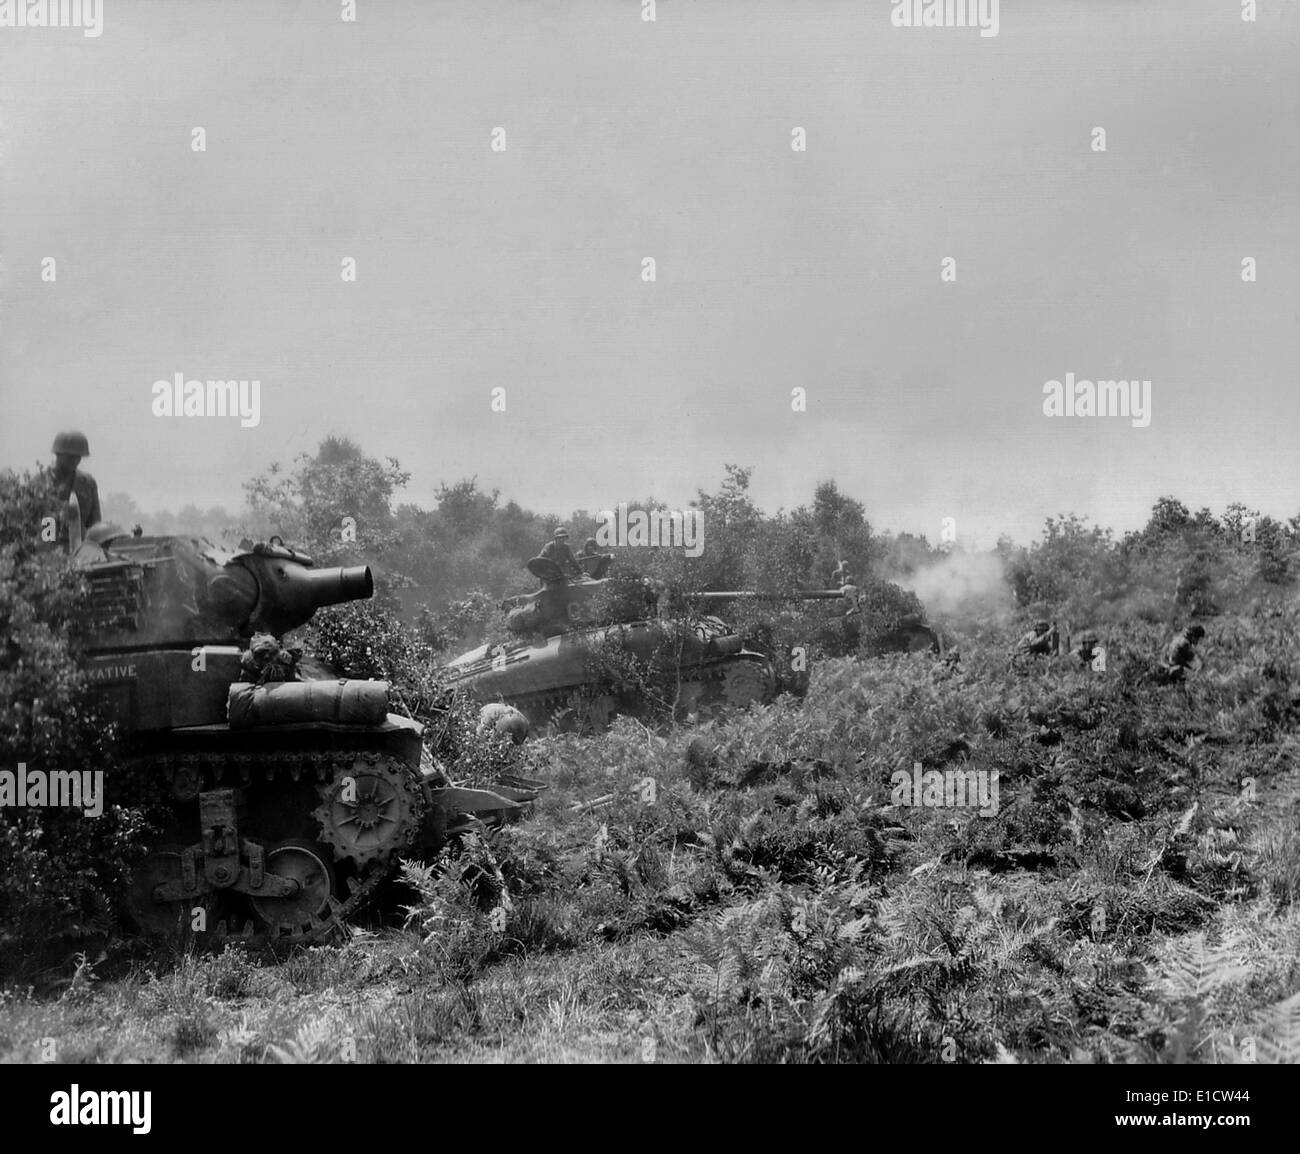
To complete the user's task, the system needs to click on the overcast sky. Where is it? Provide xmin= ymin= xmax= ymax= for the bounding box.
xmin=1 ymin=0 xmax=1295 ymax=547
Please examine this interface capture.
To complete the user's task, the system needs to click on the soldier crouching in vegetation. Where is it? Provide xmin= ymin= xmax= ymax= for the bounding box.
xmin=1070 ymin=631 xmax=1103 ymax=669
xmin=477 ymin=703 xmax=529 ymax=746
xmin=1013 ymin=619 xmax=1059 ymax=659
xmin=1158 ymin=624 xmax=1206 ymax=684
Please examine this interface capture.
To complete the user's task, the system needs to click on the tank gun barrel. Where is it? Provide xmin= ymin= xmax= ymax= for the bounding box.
xmin=688 ymin=587 xmax=855 ymax=603
xmin=241 ymin=557 xmax=374 ymax=635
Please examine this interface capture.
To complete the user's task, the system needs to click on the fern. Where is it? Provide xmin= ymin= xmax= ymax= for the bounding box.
xmin=266 ymin=1017 xmax=346 ymax=1064
xmin=1152 ymin=931 xmax=1252 ymax=1063
xmin=1252 ymin=990 xmax=1300 ymax=1064
xmin=1157 ymin=933 xmax=1250 ymax=1002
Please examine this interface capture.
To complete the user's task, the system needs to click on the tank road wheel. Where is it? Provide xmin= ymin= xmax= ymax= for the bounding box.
xmin=249 ymin=840 xmax=335 ymax=936
xmin=313 ymin=756 xmax=425 ymax=868
xmin=720 ymin=660 xmax=775 ymax=709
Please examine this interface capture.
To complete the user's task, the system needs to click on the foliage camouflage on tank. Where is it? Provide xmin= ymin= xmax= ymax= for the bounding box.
xmin=443 ymin=554 xmax=938 ymax=731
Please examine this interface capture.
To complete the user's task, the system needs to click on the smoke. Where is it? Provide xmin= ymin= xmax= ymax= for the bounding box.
xmin=895 ymin=550 xmax=1013 ymax=622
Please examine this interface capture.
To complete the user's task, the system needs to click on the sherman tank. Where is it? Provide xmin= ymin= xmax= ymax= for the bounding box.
xmin=69 ymin=518 xmax=539 ymax=946
xmin=443 ymin=555 xmax=928 ymax=731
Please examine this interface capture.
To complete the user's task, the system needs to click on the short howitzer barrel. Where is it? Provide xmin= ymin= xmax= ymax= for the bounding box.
xmin=244 ymin=559 xmax=374 ymax=634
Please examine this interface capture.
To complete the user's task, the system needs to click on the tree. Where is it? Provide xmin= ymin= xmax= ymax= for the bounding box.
xmin=243 ymin=435 xmax=410 ymax=562
xmin=434 ymin=477 xmax=499 ymax=542
xmin=1144 ymin=496 xmax=1192 ymax=537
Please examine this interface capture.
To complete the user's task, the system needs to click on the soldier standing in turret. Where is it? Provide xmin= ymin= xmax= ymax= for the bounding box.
xmin=48 ymin=430 xmax=101 ymax=533
xmin=539 ymin=527 xmax=583 ymax=579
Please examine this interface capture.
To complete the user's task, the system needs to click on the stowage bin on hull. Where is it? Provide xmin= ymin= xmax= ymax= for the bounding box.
xmin=74 ymin=531 xmax=540 ymax=947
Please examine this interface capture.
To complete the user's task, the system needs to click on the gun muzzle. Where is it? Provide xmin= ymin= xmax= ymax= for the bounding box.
xmin=307 ymin=564 xmax=374 ymax=606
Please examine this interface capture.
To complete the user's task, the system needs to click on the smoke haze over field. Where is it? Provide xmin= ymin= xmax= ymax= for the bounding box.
xmin=895 ymin=550 xmax=1014 ymax=621
xmin=2 ymin=0 xmax=1297 ymax=550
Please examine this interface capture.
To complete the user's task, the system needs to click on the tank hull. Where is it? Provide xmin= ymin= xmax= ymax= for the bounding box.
xmin=444 ymin=617 xmax=778 ymax=731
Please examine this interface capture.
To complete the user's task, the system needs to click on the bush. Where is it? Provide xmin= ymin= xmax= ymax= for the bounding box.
xmin=0 ymin=471 xmax=168 ymax=977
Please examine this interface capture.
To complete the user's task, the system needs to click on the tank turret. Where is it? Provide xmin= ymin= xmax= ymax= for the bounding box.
xmin=76 ymin=533 xmax=372 ymax=654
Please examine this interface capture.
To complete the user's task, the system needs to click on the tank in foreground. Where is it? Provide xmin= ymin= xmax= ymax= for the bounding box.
xmin=74 ymin=529 xmax=540 ymax=945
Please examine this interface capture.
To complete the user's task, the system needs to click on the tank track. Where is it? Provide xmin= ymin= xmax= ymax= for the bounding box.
xmin=193 ymin=861 xmax=388 ymax=951
xmin=126 ymin=747 xmax=427 ymax=950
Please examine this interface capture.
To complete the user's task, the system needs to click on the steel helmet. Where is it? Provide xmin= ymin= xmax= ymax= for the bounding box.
xmin=555 ymin=527 xmax=569 ymax=538
xmin=51 ymin=430 xmax=90 ymax=457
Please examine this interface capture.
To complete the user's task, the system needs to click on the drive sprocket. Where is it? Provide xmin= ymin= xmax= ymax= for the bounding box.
xmin=313 ymin=754 xmax=426 ymax=867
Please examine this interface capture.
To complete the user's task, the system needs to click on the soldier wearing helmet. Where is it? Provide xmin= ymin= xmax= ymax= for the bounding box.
xmin=48 ymin=430 xmax=101 ymax=534
xmin=1070 ymin=630 xmax=1102 ymax=667
xmin=1014 ymin=619 xmax=1058 ymax=658
xmin=539 ymin=527 xmax=583 ymax=579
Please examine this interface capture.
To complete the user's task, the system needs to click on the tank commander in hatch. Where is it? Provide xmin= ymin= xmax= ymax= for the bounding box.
xmin=539 ymin=527 xmax=584 ymax=579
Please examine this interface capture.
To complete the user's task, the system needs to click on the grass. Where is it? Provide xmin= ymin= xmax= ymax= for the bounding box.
xmin=3 ymin=604 xmax=1299 ymax=1063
